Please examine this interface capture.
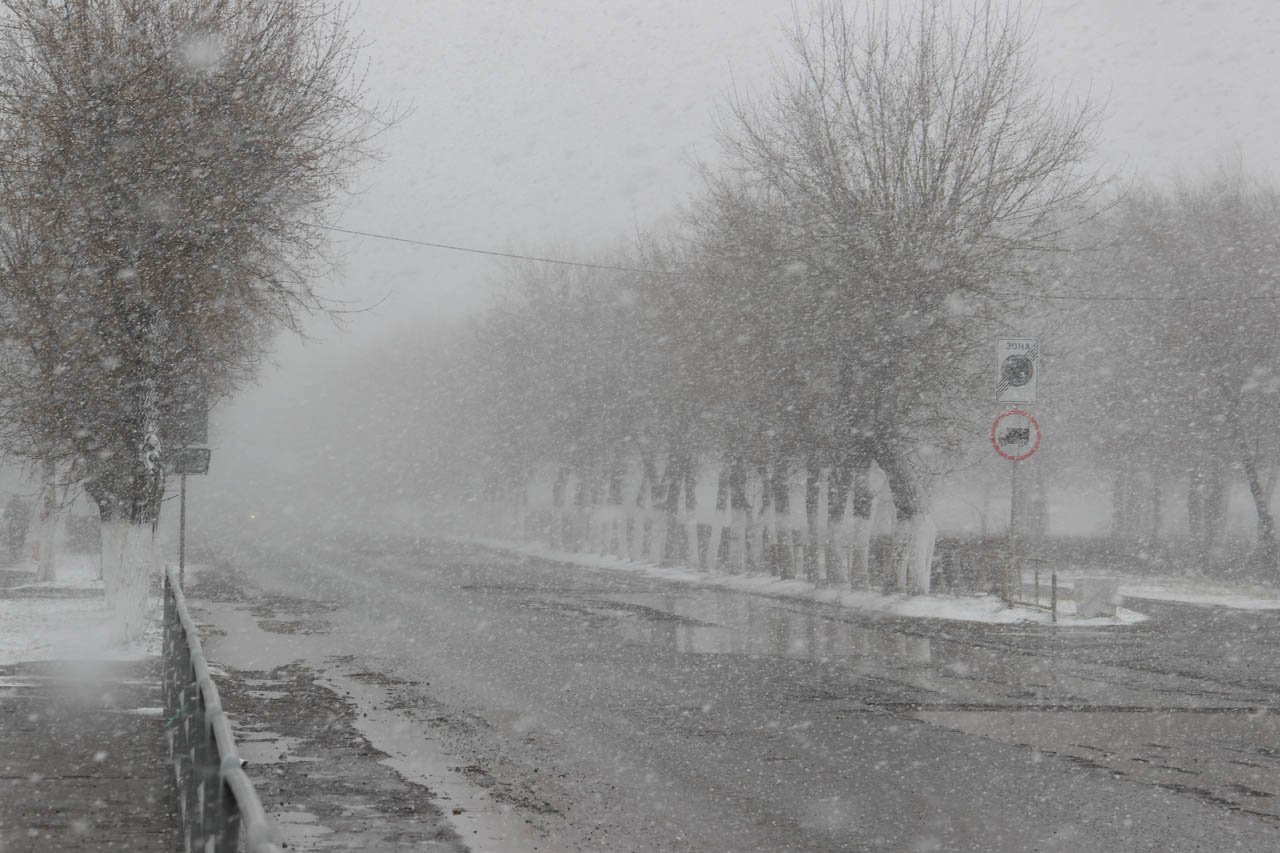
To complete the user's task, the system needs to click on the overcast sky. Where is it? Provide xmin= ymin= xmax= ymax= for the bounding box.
xmin=315 ymin=0 xmax=1280 ymax=335
xmin=209 ymin=0 xmax=1280 ymax=492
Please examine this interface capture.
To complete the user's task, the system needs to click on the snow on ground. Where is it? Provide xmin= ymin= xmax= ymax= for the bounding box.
xmin=10 ymin=553 xmax=106 ymax=591
xmin=1057 ymin=571 xmax=1280 ymax=611
xmin=473 ymin=539 xmax=1151 ymax=626
xmin=0 ymin=555 xmax=161 ymax=666
xmin=186 ymin=569 xmax=546 ymax=853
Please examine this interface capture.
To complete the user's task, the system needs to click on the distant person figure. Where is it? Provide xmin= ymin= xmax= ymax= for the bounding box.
xmin=3 ymin=494 xmax=30 ymax=562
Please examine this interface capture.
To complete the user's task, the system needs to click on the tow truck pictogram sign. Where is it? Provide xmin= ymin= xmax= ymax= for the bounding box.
xmin=991 ymin=409 xmax=1041 ymax=462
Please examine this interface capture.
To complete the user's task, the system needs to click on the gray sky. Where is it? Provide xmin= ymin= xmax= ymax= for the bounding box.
xmin=316 ymin=0 xmax=1280 ymax=336
xmin=211 ymin=0 xmax=1280 ymax=497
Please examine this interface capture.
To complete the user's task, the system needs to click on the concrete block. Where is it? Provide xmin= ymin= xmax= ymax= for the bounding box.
xmin=1076 ymin=577 xmax=1122 ymax=618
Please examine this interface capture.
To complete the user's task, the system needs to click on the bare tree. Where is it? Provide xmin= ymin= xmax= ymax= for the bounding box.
xmin=705 ymin=0 xmax=1101 ymax=591
xmin=1076 ymin=171 xmax=1280 ymax=575
xmin=0 ymin=0 xmax=380 ymax=638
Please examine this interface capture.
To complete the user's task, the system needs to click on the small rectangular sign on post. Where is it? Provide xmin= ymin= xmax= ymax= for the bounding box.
xmin=168 ymin=447 xmax=211 ymax=476
xmin=996 ymin=338 xmax=1039 ymax=403
xmin=168 ymin=446 xmax=212 ymax=583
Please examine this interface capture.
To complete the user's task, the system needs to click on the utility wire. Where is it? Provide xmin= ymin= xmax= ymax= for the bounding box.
xmin=322 ymin=225 xmax=655 ymax=275
xmin=327 ymin=224 xmax=1280 ymax=302
xmin=993 ymin=289 xmax=1280 ymax=302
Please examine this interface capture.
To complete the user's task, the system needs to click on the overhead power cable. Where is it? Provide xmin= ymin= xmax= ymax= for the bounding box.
xmin=993 ymin=289 xmax=1280 ymax=302
xmin=322 ymin=225 xmax=655 ymax=274
xmin=326 ymin=224 xmax=1280 ymax=302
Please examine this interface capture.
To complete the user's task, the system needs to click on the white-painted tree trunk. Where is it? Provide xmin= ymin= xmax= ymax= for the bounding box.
xmin=593 ymin=504 xmax=623 ymax=557
xmin=846 ymin=514 xmax=874 ymax=589
xmin=33 ymin=505 xmax=58 ymax=583
xmin=101 ymin=520 xmax=156 ymax=644
xmin=892 ymin=512 xmax=937 ymax=595
xmin=727 ymin=506 xmax=748 ymax=574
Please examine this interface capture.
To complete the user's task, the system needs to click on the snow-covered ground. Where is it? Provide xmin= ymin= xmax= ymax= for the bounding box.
xmin=190 ymin=571 xmax=540 ymax=853
xmin=0 ymin=554 xmax=161 ymax=666
xmin=1058 ymin=571 xmax=1280 ymax=611
xmin=474 ymin=538 xmax=1150 ymax=626
xmin=6 ymin=540 xmax=1279 ymax=674
xmin=466 ymin=538 xmax=1280 ymax=625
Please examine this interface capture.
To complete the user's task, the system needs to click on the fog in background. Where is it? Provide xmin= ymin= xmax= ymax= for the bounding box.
xmin=191 ymin=0 xmax=1280 ymax=548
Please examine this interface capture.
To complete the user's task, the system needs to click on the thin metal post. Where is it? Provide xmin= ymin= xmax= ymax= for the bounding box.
xmin=1009 ymin=460 xmax=1020 ymax=603
xmin=179 ymin=473 xmax=187 ymax=586
xmin=1051 ymin=572 xmax=1058 ymax=623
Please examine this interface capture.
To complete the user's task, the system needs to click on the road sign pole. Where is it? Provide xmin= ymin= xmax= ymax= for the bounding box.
xmin=993 ymin=409 xmax=1041 ymax=604
xmin=1009 ymin=458 xmax=1020 ymax=602
xmin=179 ymin=473 xmax=187 ymax=586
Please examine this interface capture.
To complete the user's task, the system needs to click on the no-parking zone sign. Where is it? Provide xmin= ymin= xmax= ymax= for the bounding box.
xmin=996 ymin=339 xmax=1039 ymax=403
xmin=991 ymin=409 xmax=1041 ymax=462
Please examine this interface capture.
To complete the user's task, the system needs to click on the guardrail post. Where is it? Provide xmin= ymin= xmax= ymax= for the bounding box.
xmin=217 ymin=755 xmax=244 ymax=852
xmin=162 ymin=564 xmax=282 ymax=853
xmin=198 ymin=706 xmax=218 ymax=849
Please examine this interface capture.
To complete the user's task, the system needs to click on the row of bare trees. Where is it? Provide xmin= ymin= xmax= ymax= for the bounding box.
xmin=373 ymin=4 xmax=1280 ymax=587
xmin=1053 ymin=171 xmax=1280 ymax=575
xmin=0 ymin=0 xmax=376 ymax=637
xmin=395 ymin=1 xmax=1102 ymax=592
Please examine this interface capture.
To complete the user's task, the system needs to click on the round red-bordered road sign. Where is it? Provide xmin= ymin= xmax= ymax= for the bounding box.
xmin=991 ymin=409 xmax=1041 ymax=461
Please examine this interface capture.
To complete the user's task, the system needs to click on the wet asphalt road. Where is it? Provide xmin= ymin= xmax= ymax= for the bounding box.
xmin=215 ymin=534 xmax=1280 ymax=852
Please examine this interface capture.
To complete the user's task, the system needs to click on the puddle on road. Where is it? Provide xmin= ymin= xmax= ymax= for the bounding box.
xmin=590 ymin=588 xmax=1280 ymax=817
xmin=582 ymin=589 xmax=1176 ymax=710
xmin=594 ymin=589 xmax=943 ymax=665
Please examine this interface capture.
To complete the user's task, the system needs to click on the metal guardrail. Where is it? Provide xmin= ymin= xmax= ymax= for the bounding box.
xmin=162 ymin=563 xmax=281 ymax=853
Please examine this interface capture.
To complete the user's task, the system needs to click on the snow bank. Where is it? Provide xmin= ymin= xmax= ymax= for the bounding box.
xmin=0 ymin=556 xmax=160 ymax=666
xmin=1056 ymin=572 xmax=1280 ymax=612
xmin=474 ymin=539 xmax=1149 ymax=627
xmin=10 ymin=552 xmax=101 ymax=589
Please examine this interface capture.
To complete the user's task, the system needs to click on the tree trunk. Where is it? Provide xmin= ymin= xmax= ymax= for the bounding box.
xmin=848 ymin=466 xmax=875 ymax=589
xmin=84 ymin=332 xmax=165 ymax=642
xmin=1149 ymin=474 xmax=1162 ymax=547
xmin=824 ymin=464 xmax=851 ymax=585
xmin=709 ymin=461 xmax=730 ymax=571
xmin=100 ymin=516 xmax=155 ymax=645
xmin=1112 ymin=458 xmax=1142 ymax=543
xmin=804 ymin=464 xmax=821 ymax=583
xmin=685 ymin=460 xmax=703 ymax=571
xmin=769 ymin=461 xmax=793 ymax=578
xmin=631 ymin=455 xmax=660 ymax=562
xmin=645 ymin=454 xmax=667 ymax=562
xmin=1188 ymin=458 xmax=1227 ymax=569
xmin=1029 ymin=460 xmax=1049 ymax=540
xmin=878 ymin=447 xmax=934 ymax=594
xmin=34 ymin=457 xmax=57 ymax=583
xmin=601 ymin=456 xmax=626 ymax=557
xmin=1235 ymin=423 xmax=1279 ymax=573
xmin=727 ymin=457 xmax=751 ymax=574
xmin=550 ymin=464 xmax=571 ymax=550
xmin=662 ymin=451 xmax=691 ymax=567
xmin=754 ymin=464 xmax=773 ymax=575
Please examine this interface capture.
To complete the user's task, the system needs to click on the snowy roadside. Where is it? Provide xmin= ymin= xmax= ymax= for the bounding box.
xmin=470 ymin=536 xmax=1280 ymax=623
xmin=185 ymin=562 xmax=518 ymax=853
xmin=469 ymin=537 xmax=1152 ymax=627
xmin=0 ymin=555 xmax=160 ymax=666
xmin=1054 ymin=570 xmax=1280 ymax=612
